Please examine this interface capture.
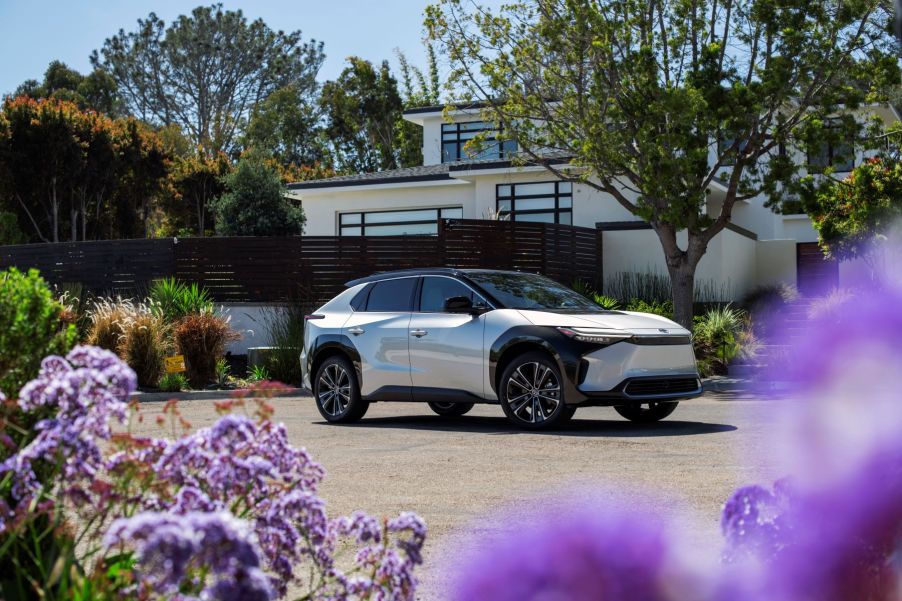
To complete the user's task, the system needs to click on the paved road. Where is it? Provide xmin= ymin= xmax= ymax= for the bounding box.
xmin=134 ymin=392 xmax=784 ymax=599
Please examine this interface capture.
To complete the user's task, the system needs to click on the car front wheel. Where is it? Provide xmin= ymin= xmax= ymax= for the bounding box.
xmin=427 ymin=402 xmax=474 ymax=417
xmin=614 ymin=401 xmax=678 ymax=423
xmin=499 ymin=352 xmax=573 ymax=430
xmin=314 ymin=355 xmax=369 ymax=423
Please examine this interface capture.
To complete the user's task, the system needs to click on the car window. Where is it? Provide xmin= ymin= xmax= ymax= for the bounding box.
xmin=466 ymin=272 xmax=602 ymax=312
xmin=364 ymin=278 xmax=417 ymax=312
xmin=420 ymin=277 xmax=483 ymax=312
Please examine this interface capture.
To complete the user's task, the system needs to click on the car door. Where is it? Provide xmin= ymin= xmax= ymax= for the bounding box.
xmin=408 ymin=276 xmax=488 ymax=398
xmin=341 ymin=277 xmax=416 ymax=399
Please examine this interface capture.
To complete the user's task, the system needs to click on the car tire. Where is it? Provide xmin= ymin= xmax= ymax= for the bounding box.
xmin=614 ymin=401 xmax=678 ymax=423
xmin=499 ymin=351 xmax=571 ymax=430
xmin=427 ymin=402 xmax=474 ymax=417
xmin=313 ymin=355 xmax=369 ymax=423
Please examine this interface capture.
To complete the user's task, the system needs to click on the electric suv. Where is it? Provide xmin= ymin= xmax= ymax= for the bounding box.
xmin=301 ymin=269 xmax=701 ymax=430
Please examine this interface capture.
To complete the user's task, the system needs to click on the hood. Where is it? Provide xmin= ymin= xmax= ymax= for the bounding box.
xmin=518 ymin=309 xmax=689 ymax=335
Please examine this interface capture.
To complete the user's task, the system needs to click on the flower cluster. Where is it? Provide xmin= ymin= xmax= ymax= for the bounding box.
xmin=104 ymin=511 xmax=273 ymax=601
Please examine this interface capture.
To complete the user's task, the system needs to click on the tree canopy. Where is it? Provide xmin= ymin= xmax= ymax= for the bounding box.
xmin=11 ymin=60 xmax=122 ymax=116
xmin=91 ymin=4 xmax=325 ymax=156
xmin=427 ymin=0 xmax=900 ymax=325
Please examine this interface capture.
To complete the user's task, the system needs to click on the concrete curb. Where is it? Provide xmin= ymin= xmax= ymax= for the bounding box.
xmin=702 ymin=376 xmax=799 ymax=397
xmin=131 ymin=387 xmax=308 ymax=403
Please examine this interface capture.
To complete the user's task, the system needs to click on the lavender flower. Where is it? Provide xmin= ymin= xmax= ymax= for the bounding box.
xmin=721 ymin=480 xmax=793 ymax=562
xmin=104 ymin=510 xmax=274 ymax=601
xmin=452 ymin=503 xmax=691 ymax=601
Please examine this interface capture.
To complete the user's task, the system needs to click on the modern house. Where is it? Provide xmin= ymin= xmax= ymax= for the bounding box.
xmin=287 ymin=103 xmax=902 ymax=300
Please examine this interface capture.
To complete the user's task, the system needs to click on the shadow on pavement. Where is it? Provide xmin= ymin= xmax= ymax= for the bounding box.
xmin=321 ymin=414 xmax=737 ymax=438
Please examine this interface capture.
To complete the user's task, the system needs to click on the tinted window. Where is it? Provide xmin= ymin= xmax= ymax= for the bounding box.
xmin=365 ymin=278 xmax=417 ymax=312
xmin=466 ymin=272 xmax=602 ymax=312
xmin=420 ymin=277 xmax=484 ymax=312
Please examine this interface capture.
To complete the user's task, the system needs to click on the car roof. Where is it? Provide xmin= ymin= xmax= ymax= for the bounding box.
xmin=344 ymin=267 xmax=525 ymax=288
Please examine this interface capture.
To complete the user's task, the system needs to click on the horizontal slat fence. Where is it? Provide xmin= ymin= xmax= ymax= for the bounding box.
xmin=0 ymin=219 xmax=602 ymax=304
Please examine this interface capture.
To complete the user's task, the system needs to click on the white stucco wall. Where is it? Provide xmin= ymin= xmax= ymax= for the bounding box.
xmin=755 ymin=239 xmax=797 ymax=289
xmin=221 ymin=303 xmax=281 ymax=355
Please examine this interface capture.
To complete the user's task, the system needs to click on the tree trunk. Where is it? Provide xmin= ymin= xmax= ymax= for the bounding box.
xmin=667 ymin=261 xmax=697 ymax=329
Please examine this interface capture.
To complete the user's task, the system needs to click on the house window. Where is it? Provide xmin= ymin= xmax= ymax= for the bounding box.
xmin=716 ymin=136 xmax=749 ymax=166
xmin=339 ymin=207 xmax=463 ymax=236
xmin=496 ymin=181 xmax=573 ymax=225
xmin=441 ymin=121 xmax=517 ymax=163
xmin=808 ymin=123 xmax=855 ymax=172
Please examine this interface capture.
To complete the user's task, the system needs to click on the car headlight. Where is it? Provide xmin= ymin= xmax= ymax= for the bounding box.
xmin=556 ymin=327 xmax=632 ymax=345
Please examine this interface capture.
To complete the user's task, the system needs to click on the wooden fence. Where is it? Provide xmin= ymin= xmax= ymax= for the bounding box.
xmin=0 ymin=219 xmax=603 ymax=304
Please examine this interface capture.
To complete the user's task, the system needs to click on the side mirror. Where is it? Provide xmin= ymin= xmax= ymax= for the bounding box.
xmin=444 ymin=295 xmax=475 ymax=313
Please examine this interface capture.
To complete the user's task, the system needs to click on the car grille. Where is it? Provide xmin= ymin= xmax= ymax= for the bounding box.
xmin=623 ymin=377 xmax=700 ymax=397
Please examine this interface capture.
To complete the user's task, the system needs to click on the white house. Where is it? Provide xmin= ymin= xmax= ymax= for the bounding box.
xmin=286 ymin=102 xmax=901 ymax=301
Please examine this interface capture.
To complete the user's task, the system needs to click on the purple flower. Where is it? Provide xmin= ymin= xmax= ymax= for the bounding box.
xmin=104 ymin=510 xmax=274 ymax=600
xmin=721 ymin=480 xmax=793 ymax=562
xmin=452 ymin=503 xmax=691 ymax=601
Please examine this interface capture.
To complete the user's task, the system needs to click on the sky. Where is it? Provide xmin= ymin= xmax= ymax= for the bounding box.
xmin=0 ymin=0 xmax=503 ymax=98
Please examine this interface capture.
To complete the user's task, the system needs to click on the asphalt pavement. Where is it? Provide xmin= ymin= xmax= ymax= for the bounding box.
xmin=133 ymin=392 xmax=786 ymax=599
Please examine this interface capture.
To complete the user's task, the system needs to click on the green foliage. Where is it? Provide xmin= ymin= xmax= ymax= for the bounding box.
xmin=806 ymin=157 xmax=902 ymax=261
xmin=320 ymin=57 xmax=405 ymax=173
xmin=119 ymin=308 xmax=170 ymax=388
xmin=248 ymin=364 xmax=271 ymax=382
xmin=162 ymin=151 xmax=232 ymax=236
xmin=158 ymin=372 xmax=189 ymax=392
xmin=426 ymin=0 xmax=899 ymax=326
xmin=605 ymin=272 xmax=672 ymax=304
xmin=243 ymin=84 xmax=327 ymax=169
xmin=395 ymin=45 xmax=442 ymax=167
xmin=212 ymin=153 xmax=305 ymax=236
xmin=625 ymin=299 xmax=674 ymax=320
xmin=693 ymin=305 xmax=747 ymax=376
xmin=262 ymin=304 xmax=305 ymax=384
xmin=0 ymin=268 xmax=77 ymax=397
xmin=571 ymin=279 xmax=620 ymax=310
xmin=149 ymin=278 xmax=214 ymax=323
xmin=86 ymin=297 xmax=135 ymax=352
xmin=56 ymin=282 xmax=94 ymax=342
xmin=0 ymin=209 xmax=26 ymax=245
xmin=215 ymin=357 xmax=231 ymax=388
xmin=13 ymin=59 xmax=123 ymax=115
xmin=92 ymin=5 xmax=324 ymax=155
xmin=174 ymin=312 xmax=239 ymax=388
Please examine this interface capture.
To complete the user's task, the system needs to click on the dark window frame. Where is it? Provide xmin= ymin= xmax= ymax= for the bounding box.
xmin=441 ymin=121 xmax=517 ymax=163
xmin=495 ymin=181 xmax=573 ymax=225
xmin=339 ymin=206 xmax=463 ymax=236
xmin=807 ymin=122 xmax=855 ymax=173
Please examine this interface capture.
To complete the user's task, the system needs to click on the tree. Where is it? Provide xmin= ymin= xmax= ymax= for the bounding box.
xmin=164 ymin=151 xmax=232 ymax=236
xmin=92 ymin=4 xmax=325 ymax=155
xmin=320 ymin=58 xmax=405 ymax=173
xmin=211 ymin=152 xmax=304 ymax=236
xmin=242 ymin=84 xmax=326 ymax=168
xmin=10 ymin=60 xmax=123 ymax=116
xmin=807 ymin=155 xmax=902 ymax=262
xmin=426 ymin=0 xmax=899 ymax=326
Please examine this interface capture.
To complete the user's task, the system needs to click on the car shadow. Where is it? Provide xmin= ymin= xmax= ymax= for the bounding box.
xmin=321 ymin=414 xmax=737 ymax=438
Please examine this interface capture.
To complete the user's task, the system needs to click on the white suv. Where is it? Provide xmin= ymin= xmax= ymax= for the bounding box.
xmin=301 ymin=269 xmax=700 ymax=430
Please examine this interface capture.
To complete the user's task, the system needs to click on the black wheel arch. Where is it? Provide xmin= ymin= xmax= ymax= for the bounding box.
xmin=309 ymin=335 xmax=362 ymax=388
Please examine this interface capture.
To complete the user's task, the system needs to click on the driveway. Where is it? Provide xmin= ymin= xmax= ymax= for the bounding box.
xmin=132 ymin=392 xmax=784 ymax=599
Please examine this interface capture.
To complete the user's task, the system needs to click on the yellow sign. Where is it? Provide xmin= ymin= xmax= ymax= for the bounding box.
xmin=164 ymin=355 xmax=186 ymax=374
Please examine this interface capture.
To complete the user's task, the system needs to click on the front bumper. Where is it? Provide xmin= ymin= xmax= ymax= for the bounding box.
xmin=576 ymin=375 xmax=702 ymax=406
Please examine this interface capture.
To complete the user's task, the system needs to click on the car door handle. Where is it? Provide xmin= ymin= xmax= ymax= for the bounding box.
xmin=348 ymin=327 xmax=365 ymax=336
xmin=410 ymin=329 xmax=428 ymax=338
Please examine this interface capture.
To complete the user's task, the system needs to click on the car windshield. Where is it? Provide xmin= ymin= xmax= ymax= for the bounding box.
xmin=466 ymin=272 xmax=604 ymax=312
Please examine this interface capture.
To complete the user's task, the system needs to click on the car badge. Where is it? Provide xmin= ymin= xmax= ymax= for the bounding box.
xmin=658 ymin=328 xmax=668 ymax=333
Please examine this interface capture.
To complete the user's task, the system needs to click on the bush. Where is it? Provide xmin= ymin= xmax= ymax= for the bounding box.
xmin=86 ymin=297 xmax=137 ymax=352
xmin=262 ymin=304 xmax=305 ymax=384
xmin=741 ymin=283 xmax=800 ymax=338
xmin=625 ymin=298 xmax=674 ymax=319
xmin=174 ymin=312 xmax=240 ymax=388
xmin=120 ymin=307 xmax=170 ymax=388
xmin=604 ymin=270 xmax=733 ymax=306
xmin=693 ymin=305 xmax=747 ymax=376
xmin=0 ymin=268 xmax=77 ymax=397
xmin=211 ymin=153 xmax=305 ymax=236
xmin=158 ymin=372 xmax=188 ymax=392
xmin=149 ymin=277 xmax=214 ymax=323
xmin=56 ymin=282 xmax=94 ymax=342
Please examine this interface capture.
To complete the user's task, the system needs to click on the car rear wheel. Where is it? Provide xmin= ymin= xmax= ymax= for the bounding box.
xmin=427 ymin=402 xmax=474 ymax=417
xmin=314 ymin=356 xmax=369 ymax=423
xmin=614 ymin=401 xmax=678 ymax=423
xmin=499 ymin=352 xmax=573 ymax=430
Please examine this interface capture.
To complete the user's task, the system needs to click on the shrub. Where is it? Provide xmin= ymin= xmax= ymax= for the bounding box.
xmin=158 ymin=372 xmax=189 ymax=392
xmin=86 ymin=297 xmax=137 ymax=352
xmin=149 ymin=277 xmax=214 ymax=323
xmin=119 ymin=307 xmax=170 ymax=388
xmin=248 ymin=364 xmax=271 ymax=382
xmin=262 ymin=304 xmax=305 ymax=384
xmin=175 ymin=312 xmax=240 ymax=388
xmin=0 ymin=268 xmax=77 ymax=397
xmin=592 ymin=293 xmax=620 ymax=310
xmin=605 ymin=270 xmax=672 ymax=304
xmin=693 ymin=304 xmax=746 ymax=376
xmin=56 ymin=282 xmax=94 ymax=342
xmin=741 ymin=283 xmax=799 ymax=338
xmin=625 ymin=298 xmax=674 ymax=320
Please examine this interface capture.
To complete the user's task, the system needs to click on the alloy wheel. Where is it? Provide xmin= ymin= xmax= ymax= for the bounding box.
xmin=318 ymin=363 xmax=351 ymax=416
xmin=504 ymin=361 xmax=562 ymax=424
